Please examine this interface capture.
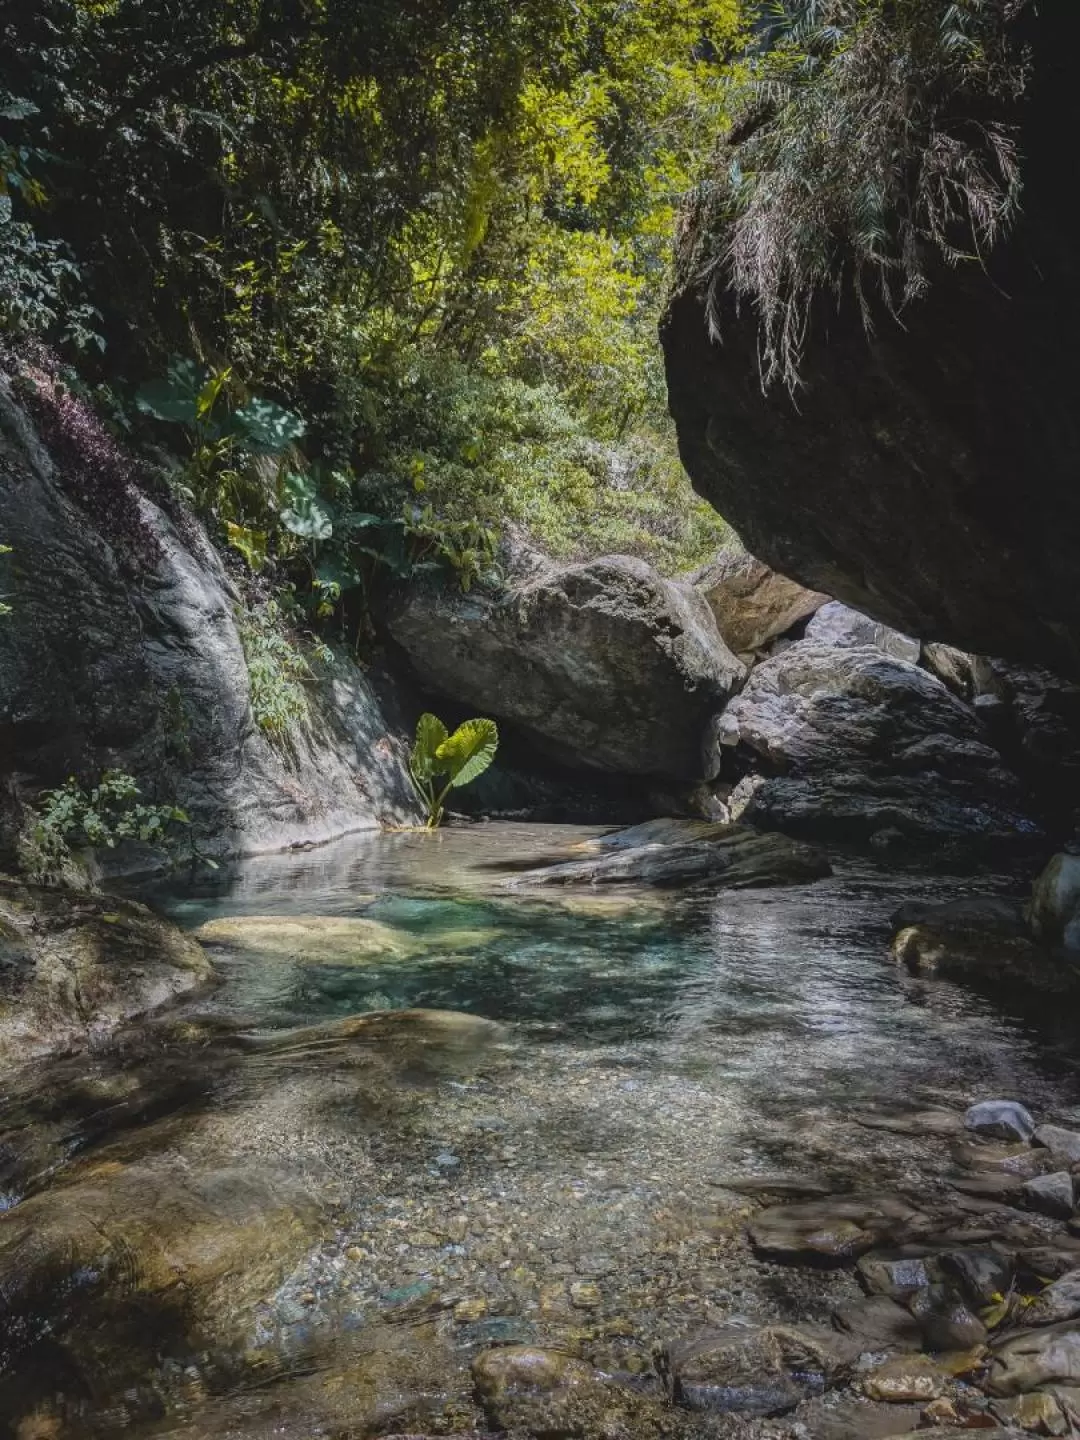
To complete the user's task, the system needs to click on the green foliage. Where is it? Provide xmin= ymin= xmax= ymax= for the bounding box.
xmin=20 ymin=770 xmax=187 ymax=883
xmin=235 ymin=599 xmax=313 ymax=748
xmin=685 ymin=0 xmax=1029 ymax=390
xmin=408 ymin=712 xmax=499 ymax=828
xmin=1 ymin=0 xmax=746 ymax=597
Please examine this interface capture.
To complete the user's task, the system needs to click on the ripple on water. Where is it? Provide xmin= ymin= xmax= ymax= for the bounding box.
xmin=2 ymin=824 xmax=1079 ymax=1437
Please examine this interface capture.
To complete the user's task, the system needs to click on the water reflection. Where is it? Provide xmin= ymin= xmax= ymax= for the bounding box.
xmin=2 ymin=825 xmax=1079 ymax=1438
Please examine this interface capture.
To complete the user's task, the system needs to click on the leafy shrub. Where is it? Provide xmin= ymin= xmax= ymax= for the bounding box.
xmin=20 ymin=770 xmax=187 ymax=884
xmin=685 ymin=0 xmax=1030 ymax=390
xmin=236 ymin=600 xmax=313 ymax=748
xmin=15 ymin=349 xmax=160 ymax=567
xmin=408 ymin=712 xmax=499 ymax=828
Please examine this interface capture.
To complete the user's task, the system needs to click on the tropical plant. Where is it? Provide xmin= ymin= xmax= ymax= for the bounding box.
xmin=408 ymin=712 xmax=499 ymax=828
xmin=235 ymin=599 xmax=313 ymax=748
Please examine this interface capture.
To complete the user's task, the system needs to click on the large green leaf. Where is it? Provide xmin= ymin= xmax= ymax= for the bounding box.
xmin=135 ymin=357 xmax=204 ymax=424
xmin=410 ymin=712 xmax=448 ymax=784
xmin=436 ymin=717 xmax=499 ymax=789
xmin=229 ymin=396 xmax=306 ymax=453
xmin=279 ymin=471 xmax=333 ymax=540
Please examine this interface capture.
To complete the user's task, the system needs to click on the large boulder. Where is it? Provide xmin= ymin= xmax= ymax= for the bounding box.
xmin=0 ymin=878 xmax=212 ymax=1065
xmin=715 ymin=640 xmax=1038 ymax=845
xmin=805 ymin=602 xmax=920 ymax=665
xmin=0 ymin=372 xmax=418 ymax=862
xmin=387 ymin=552 xmax=746 ymax=780
xmin=689 ymin=550 xmax=826 ymax=656
xmin=661 ymin=7 xmax=1080 ymax=680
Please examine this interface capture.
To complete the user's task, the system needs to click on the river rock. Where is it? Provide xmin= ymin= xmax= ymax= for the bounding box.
xmin=940 ymin=1249 xmax=1015 ymax=1307
xmin=921 ymin=644 xmax=998 ymax=702
xmin=658 ymin=1324 xmax=853 ymax=1415
xmin=860 ymin=1355 xmax=947 ymax=1404
xmin=965 ymin=1101 xmax=1037 ymax=1143
xmin=789 ymin=1396 xmax=925 ymax=1440
xmin=472 ymin=1347 xmax=597 ymax=1403
xmin=689 ymin=550 xmax=827 ymax=656
xmin=387 ymin=551 xmax=746 ymax=781
xmin=907 ymin=1285 xmax=988 ymax=1351
xmin=749 ymin=1195 xmax=926 ymax=1265
xmin=856 ymin=1253 xmax=937 ymax=1299
xmin=509 ymin=824 xmax=831 ymax=890
xmin=193 ymin=913 xmax=418 ymax=963
xmin=1019 ymin=1248 xmax=1080 ymax=1285
xmin=992 ymin=1391 xmax=1069 ymax=1436
xmin=0 ymin=1153 xmax=325 ymax=1365
xmin=988 ymin=1323 xmax=1080 ymax=1396
xmin=716 ymin=641 xmax=1037 ymax=845
xmin=831 ymin=1295 xmax=923 ymax=1351
xmin=951 ymin=1140 xmax=1048 ymax=1178
xmin=892 ymin=919 xmax=1047 ymax=989
xmin=804 ymin=601 xmax=920 ymax=664
xmin=1023 ymin=1173 xmax=1077 ymax=1220
xmin=0 ymin=878 xmax=212 ymax=1065
xmin=1035 ymin=1126 xmax=1080 ymax=1166
xmin=1025 ymin=1270 xmax=1080 ymax=1326
xmin=1030 ymin=854 xmax=1080 ymax=951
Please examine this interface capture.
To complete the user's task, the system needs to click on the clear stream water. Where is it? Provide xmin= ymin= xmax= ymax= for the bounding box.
xmin=2 ymin=824 xmax=1079 ymax=1438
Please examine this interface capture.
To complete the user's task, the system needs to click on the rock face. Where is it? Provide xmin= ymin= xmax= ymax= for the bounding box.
xmin=0 ymin=878 xmax=212 ymax=1064
xmin=661 ymin=7 xmax=1080 ymax=678
xmin=715 ymin=640 xmax=1038 ymax=845
xmin=0 ymin=376 xmax=418 ymax=862
xmin=805 ymin=602 xmax=920 ymax=665
xmin=510 ymin=819 xmax=830 ymax=890
xmin=387 ymin=552 xmax=746 ymax=780
xmin=689 ymin=550 xmax=826 ymax=657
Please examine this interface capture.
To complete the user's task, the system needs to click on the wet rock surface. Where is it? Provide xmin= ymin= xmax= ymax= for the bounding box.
xmin=0 ymin=877 xmax=212 ymax=1064
xmin=510 ymin=820 xmax=831 ymax=890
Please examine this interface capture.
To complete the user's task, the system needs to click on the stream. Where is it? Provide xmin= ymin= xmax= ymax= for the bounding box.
xmin=2 ymin=824 xmax=1079 ymax=1438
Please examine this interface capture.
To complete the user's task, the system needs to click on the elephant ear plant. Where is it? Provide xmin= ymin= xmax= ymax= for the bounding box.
xmin=408 ymin=713 xmax=499 ymax=828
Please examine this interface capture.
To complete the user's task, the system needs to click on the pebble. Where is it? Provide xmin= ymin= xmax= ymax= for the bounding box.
xmin=861 ymin=1355 xmax=946 ymax=1403
xmin=453 ymin=1297 xmax=488 ymax=1323
xmin=569 ymin=1281 xmax=601 ymax=1308
xmin=965 ymin=1100 xmax=1037 ymax=1143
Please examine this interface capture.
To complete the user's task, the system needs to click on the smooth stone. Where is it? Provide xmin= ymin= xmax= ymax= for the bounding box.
xmin=1023 ymin=1172 xmax=1076 ymax=1220
xmin=948 ymin=1171 xmax=1028 ymax=1202
xmin=940 ymin=1249 xmax=1015 ymax=1307
xmin=893 ymin=921 xmax=1047 ymax=987
xmin=908 ymin=1285 xmax=988 ymax=1351
xmin=860 ymin=1355 xmax=947 ymax=1404
xmin=1036 ymin=1126 xmax=1080 ymax=1166
xmin=1029 ymin=853 xmax=1080 ymax=951
xmin=988 ymin=1323 xmax=1080 ymax=1395
xmin=1026 ymin=1270 xmax=1080 ymax=1326
xmin=1019 ymin=1248 xmax=1080 ymax=1284
xmin=472 ymin=1347 xmax=596 ymax=1402
xmin=856 ymin=1253 xmax=936 ymax=1299
xmin=789 ymin=1395 xmax=925 ymax=1440
xmin=749 ymin=1196 xmax=926 ymax=1266
xmin=951 ymin=1140 xmax=1048 ymax=1178
xmin=831 ymin=1295 xmax=923 ymax=1351
xmin=510 ymin=825 xmax=831 ymax=890
xmin=659 ymin=1324 xmax=853 ymax=1416
xmin=992 ymin=1391 xmax=1069 ymax=1435
xmin=965 ymin=1101 xmax=1037 ymax=1143
xmin=193 ymin=914 xmax=417 ymax=963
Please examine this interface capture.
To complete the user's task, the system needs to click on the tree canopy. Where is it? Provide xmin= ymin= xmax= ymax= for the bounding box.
xmin=2 ymin=0 xmax=745 ymax=610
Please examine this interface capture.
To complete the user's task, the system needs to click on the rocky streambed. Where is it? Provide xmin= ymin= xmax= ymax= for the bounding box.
xmin=3 ymin=825 xmax=1080 ymax=1439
